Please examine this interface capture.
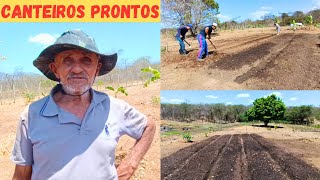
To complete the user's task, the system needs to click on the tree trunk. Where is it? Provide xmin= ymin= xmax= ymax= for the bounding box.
xmin=264 ymin=120 xmax=269 ymax=127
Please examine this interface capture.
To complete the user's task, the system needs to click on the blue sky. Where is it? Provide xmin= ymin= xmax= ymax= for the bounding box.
xmin=216 ymin=0 xmax=320 ymax=22
xmin=161 ymin=90 xmax=320 ymax=107
xmin=0 ymin=23 xmax=160 ymax=74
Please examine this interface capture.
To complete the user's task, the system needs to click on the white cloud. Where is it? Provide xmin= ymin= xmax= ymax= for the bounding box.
xmin=251 ymin=10 xmax=269 ymax=19
xmin=251 ymin=6 xmax=273 ymax=20
xmin=261 ymin=6 xmax=273 ymax=10
xmin=28 ymin=33 xmax=57 ymax=45
xmin=237 ymin=93 xmax=250 ymax=98
xmin=289 ymin=97 xmax=298 ymax=101
xmin=206 ymin=95 xmax=218 ymax=99
xmin=217 ymin=14 xmax=232 ymax=21
xmin=225 ymin=102 xmax=233 ymax=105
xmin=161 ymin=97 xmax=185 ymax=104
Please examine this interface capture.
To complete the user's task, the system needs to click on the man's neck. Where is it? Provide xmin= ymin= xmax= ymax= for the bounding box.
xmin=52 ymin=90 xmax=92 ymax=120
xmin=53 ymin=90 xmax=92 ymax=106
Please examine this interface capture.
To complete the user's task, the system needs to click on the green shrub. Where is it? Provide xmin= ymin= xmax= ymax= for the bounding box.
xmin=313 ymin=124 xmax=320 ymax=129
xmin=182 ymin=133 xmax=192 ymax=142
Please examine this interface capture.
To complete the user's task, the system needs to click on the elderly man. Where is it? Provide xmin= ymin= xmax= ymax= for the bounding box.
xmin=11 ymin=30 xmax=155 ymax=180
xmin=197 ymin=23 xmax=217 ymax=61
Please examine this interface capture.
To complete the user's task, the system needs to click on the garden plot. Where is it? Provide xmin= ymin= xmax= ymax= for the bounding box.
xmin=161 ymin=28 xmax=320 ymax=90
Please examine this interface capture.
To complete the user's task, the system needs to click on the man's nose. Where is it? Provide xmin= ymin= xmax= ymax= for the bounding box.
xmin=70 ymin=62 xmax=84 ymax=73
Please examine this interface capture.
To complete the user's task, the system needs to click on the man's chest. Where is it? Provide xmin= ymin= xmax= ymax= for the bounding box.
xmin=28 ymin=109 xmax=122 ymax=164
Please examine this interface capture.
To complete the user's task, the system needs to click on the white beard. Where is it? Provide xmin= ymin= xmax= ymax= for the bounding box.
xmin=61 ymin=82 xmax=91 ymax=95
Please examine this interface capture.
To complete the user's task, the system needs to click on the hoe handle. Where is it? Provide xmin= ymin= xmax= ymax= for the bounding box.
xmin=184 ymin=39 xmax=191 ymax=46
xmin=208 ymin=39 xmax=217 ymax=49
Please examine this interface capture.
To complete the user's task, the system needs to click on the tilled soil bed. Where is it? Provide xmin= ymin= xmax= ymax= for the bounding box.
xmin=161 ymin=29 xmax=320 ymax=90
xmin=161 ymin=134 xmax=320 ymax=180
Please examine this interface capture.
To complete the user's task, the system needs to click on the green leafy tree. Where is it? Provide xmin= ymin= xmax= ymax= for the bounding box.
xmin=285 ymin=105 xmax=313 ymax=125
xmin=246 ymin=94 xmax=286 ymax=126
xmin=308 ymin=9 xmax=320 ymax=23
xmin=292 ymin=11 xmax=305 ymax=23
xmin=242 ymin=107 xmax=255 ymax=122
xmin=313 ymin=107 xmax=320 ymax=120
xmin=305 ymin=15 xmax=313 ymax=26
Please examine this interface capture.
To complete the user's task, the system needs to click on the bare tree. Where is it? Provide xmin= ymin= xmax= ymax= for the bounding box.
xmin=161 ymin=0 xmax=219 ymax=33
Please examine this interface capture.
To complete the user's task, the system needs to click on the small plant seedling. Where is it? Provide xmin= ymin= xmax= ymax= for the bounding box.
xmin=151 ymin=96 xmax=160 ymax=105
xmin=183 ymin=133 xmax=193 ymax=142
xmin=106 ymin=86 xmax=128 ymax=98
xmin=141 ymin=66 xmax=160 ymax=87
xmin=205 ymin=132 xmax=208 ymax=137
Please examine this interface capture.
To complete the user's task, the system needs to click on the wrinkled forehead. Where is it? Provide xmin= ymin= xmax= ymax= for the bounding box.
xmin=55 ymin=49 xmax=99 ymax=61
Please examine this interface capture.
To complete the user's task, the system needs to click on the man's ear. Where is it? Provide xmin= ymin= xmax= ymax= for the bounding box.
xmin=49 ymin=62 xmax=60 ymax=80
xmin=95 ymin=62 xmax=102 ymax=76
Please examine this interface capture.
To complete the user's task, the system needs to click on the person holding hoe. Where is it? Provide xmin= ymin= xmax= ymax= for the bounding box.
xmin=274 ymin=23 xmax=281 ymax=35
xmin=197 ymin=23 xmax=218 ymax=61
xmin=175 ymin=24 xmax=194 ymax=55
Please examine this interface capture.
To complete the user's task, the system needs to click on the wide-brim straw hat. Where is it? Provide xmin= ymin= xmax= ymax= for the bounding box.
xmin=33 ymin=29 xmax=117 ymax=81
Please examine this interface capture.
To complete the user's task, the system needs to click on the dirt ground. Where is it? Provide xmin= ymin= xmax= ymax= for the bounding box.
xmin=161 ymin=122 xmax=320 ymax=179
xmin=0 ymin=82 xmax=160 ymax=180
xmin=161 ymin=27 xmax=320 ymax=90
xmin=162 ymin=134 xmax=320 ymax=180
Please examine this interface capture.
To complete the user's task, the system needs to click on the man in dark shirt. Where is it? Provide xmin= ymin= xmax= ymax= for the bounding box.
xmin=176 ymin=24 xmax=193 ymax=55
xmin=197 ymin=23 xmax=217 ymax=61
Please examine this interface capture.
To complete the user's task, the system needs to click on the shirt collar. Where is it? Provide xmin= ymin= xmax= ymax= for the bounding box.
xmin=41 ymin=84 xmax=108 ymax=119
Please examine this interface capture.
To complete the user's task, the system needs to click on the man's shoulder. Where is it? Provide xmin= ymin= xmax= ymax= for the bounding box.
xmin=29 ymin=96 xmax=50 ymax=110
xmin=92 ymin=89 xmax=128 ymax=105
xmin=109 ymin=96 xmax=128 ymax=106
xmin=18 ymin=96 xmax=49 ymax=121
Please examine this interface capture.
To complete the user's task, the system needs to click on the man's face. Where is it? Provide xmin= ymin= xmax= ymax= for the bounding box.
xmin=49 ymin=49 xmax=102 ymax=95
xmin=212 ymin=25 xmax=217 ymax=30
